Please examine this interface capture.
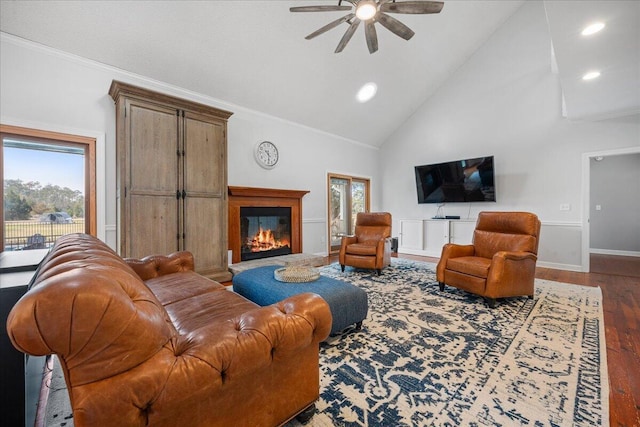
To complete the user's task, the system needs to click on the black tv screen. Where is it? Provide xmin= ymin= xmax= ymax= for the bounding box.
xmin=414 ymin=156 xmax=496 ymax=203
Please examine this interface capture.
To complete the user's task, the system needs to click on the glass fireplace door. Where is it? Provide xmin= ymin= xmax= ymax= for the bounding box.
xmin=240 ymin=206 xmax=292 ymax=261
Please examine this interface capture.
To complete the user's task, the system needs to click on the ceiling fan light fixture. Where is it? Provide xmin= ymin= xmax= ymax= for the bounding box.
xmin=357 ymin=82 xmax=378 ymax=103
xmin=356 ymin=1 xmax=378 ymax=20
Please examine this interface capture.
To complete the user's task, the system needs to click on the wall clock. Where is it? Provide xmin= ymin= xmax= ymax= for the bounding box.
xmin=254 ymin=141 xmax=279 ymax=169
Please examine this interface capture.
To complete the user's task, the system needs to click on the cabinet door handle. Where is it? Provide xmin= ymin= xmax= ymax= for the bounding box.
xmin=182 ymin=190 xmax=187 ymax=199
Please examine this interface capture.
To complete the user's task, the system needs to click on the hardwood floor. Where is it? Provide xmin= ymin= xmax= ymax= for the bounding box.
xmin=591 ymin=253 xmax=640 ymax=278
xmin=325 ymin=253 xmax=640 ymax=427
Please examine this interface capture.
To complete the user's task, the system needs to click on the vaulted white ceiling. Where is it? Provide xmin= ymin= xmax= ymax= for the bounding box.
xmin=544 ymin=1 xmax=640 ymax=121
xmin=1 ymin=1 xmax=638 ymax=147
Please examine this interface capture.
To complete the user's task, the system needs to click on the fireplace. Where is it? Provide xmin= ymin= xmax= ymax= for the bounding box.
xmin=228 ymin=186 xmax=309 ymax=264
xmin=240 ymin=207 xmax=292 ymax=261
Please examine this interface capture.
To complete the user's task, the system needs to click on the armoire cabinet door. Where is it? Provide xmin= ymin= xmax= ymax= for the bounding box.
xmin=182 ymin=112 xmax=228 ymax=278
xmin=124 ymin=99 xmax=180 ymax=258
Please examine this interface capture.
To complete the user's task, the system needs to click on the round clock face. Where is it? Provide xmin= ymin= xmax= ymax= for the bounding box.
xmin=255 ymin=141 xmax=279 ymax=169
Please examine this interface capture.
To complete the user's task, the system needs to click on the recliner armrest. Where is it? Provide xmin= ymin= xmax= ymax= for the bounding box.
xmin=341 ymin=235 xmax=357 ymax=244
xmin=440 ymin=243 xmax=475 ymax=259
xmin=484 ymin=251 xmax=538 ymax=298
xmin=492 ymin=250 xmax=538 ymax=262
xmin=436 ymin=243 xmax=475 ymax=281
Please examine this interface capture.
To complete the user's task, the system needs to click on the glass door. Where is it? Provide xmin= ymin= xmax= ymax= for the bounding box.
xmin=328 ymin=174 xmax=370 ymax=254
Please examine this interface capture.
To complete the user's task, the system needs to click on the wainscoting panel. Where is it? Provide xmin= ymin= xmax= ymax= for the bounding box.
xmin=398 ymin=218 xmax=584 ymax=272
xmin=303 ymin=217 xmax=327 ymax=256
xmin=537 ymin=221 xmax=582 ymax=271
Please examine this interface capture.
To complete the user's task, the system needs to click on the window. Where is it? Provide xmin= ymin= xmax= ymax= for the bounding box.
xmin=1 ymin=125 xmax=96 ymax=251
xmin=327 ymin=173 xmax=370 ymax=254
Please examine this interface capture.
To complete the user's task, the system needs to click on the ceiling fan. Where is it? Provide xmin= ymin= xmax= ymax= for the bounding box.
xmin=290 ymin=0 xmax=444 ymax=54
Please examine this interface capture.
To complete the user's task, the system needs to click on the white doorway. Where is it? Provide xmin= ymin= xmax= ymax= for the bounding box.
xmin=581 ymin=146 xmax=640 ymax=272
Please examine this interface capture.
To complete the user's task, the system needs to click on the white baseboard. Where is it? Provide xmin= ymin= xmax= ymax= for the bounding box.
xmin=537 ymin=261 xmax=583 ymax=272
xmin=590 ymin=248 xmax=640 ymax=257
xmin=398 ymin=248 xmax=441 ymax=258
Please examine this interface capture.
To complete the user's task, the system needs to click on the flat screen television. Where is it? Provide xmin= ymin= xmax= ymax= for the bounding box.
xmin=414 ymin=156 xmax=496 ymax=203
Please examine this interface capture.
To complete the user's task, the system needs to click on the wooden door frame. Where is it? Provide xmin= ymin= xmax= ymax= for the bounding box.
xmin=0 ymin=124 xmax=97 ymax=250
xmin=327 ymin=173 xmax=371 ymax=254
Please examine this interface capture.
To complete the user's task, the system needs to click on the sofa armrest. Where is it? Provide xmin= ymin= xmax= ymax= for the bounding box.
xmin=174 ymin=293 xmax=332 ymax=379
xmin=125 ymin=251 xmax=195 ymax=281
xmin=239 ymin=292 xmax=333 ymax=354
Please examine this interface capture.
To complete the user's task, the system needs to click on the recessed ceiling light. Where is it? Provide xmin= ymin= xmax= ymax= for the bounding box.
xmin=581 ymin=22 xmax=605 ymax=36
xmin=582 ymin=71 xmax=601 ymax=81
xmin=357 ymin=82 xmax=377 ymax=103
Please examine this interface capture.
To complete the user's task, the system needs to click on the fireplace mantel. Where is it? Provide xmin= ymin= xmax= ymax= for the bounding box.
xmin=228 ymin=186 xmax=309 ymax=264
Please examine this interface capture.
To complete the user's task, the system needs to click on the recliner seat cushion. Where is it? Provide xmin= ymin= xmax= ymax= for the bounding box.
xmin=446 ymin=256 xmax=491 ymax=278
xmin=346 ymin=242 xmax=378 ymax=256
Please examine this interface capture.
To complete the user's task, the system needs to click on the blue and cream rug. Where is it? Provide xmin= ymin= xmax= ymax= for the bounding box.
xmin=288 ymin=259 xmax=609 ymax=426
xmin=44 ymin=259 xmax=608 ymax=426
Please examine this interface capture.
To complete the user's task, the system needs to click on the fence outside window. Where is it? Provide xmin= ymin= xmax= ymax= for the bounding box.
xmin=4 ymin=219 xmax=85 ymax=251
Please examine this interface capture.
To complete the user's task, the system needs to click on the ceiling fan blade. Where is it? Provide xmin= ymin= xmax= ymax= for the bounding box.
xmin=306 ymin=13 xmax=355 ymax=40
xmin=290 ymin=5 xmax=352 ymax=12
xmin=376 ymin=12 xmax=415 ymax=40
xmin=365 ymin=20 xmax=378 ymax=54
xmin=380 ymin=1 xmax=444 ymax=14
xmin=335 ymin=18 xmax=361 ymax=53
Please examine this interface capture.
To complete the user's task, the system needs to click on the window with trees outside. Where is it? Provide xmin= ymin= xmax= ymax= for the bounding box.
xmin=1 ymin=125 xmax=96 ymax=252
xmin=328 ymin=173 xmax=370 ymax=254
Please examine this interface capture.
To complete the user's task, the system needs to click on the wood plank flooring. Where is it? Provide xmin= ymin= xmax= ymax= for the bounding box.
xmin=591 ymin=253 xmax=640 ymax=279
xmin=324 ymin=253 xmax=640 ymax=427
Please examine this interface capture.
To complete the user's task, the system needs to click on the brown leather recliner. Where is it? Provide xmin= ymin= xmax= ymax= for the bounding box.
xmin=436 ymin=211 xmax=541 ymax=308
xmin=340 ymin=212 xmax=392 ymax=276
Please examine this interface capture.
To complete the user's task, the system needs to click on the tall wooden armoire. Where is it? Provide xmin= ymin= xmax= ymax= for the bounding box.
xmin=109 ymin=81 xmax=233 ymax=282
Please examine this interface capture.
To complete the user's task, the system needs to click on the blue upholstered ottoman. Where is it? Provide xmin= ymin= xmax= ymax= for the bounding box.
xmin=232 ymin=265 xmax=368 ymax=335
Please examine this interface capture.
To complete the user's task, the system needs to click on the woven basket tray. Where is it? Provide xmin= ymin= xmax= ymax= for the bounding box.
xmin=274 ymin=266 xmax=320 ymax=283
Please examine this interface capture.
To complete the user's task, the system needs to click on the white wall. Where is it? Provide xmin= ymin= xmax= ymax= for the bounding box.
xmin=0 ymin=34 xmax=380 ymax=255
xmin=378 ymin=1 xmax=640 ymax=270
xmin=3 ymin=1 xmax=639 ymax=270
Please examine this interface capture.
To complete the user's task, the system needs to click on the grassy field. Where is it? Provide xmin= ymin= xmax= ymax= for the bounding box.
xmin=4 ymin=219 xmax=85 ymax=249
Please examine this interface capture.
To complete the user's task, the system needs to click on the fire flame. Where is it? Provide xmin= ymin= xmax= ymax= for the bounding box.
xmin=247 ymin=227 xmax=290 ymax=252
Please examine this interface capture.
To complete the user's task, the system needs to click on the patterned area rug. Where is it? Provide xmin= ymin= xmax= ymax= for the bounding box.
xmin=288 ymin=259 xmax=609 ymax=426
xmin=44 ymin=259 xmax=608 ymax=426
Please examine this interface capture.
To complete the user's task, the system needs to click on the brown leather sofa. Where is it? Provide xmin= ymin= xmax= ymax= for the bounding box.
xmin=6 ymin=233 xmax=332 ymax=427
xmin=339 ymin=212 xmax=392 ymax=276
xmin=436 ymin=211 xmax=541 ymax=308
